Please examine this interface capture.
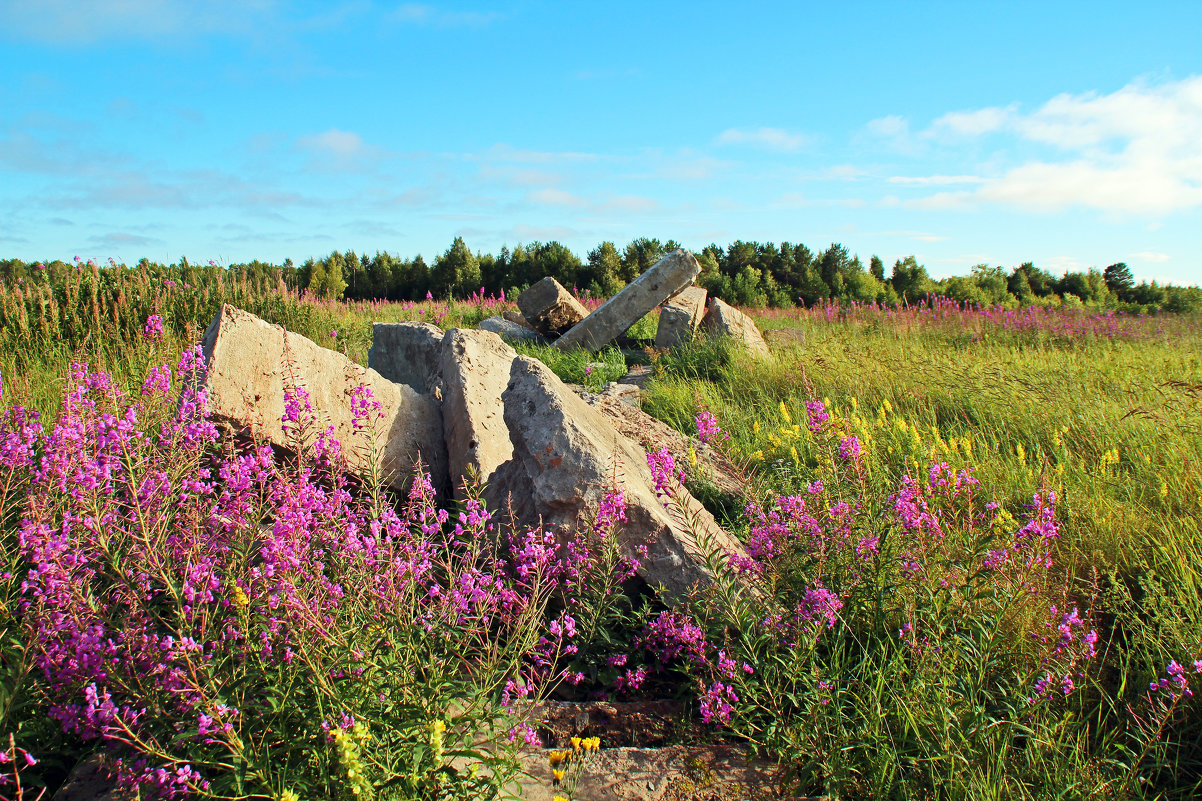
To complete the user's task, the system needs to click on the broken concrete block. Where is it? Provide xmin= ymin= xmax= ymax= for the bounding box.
xmin=368 ymin=321 xmax=445 ymax=396
xmin=555 ymin=249 xmax=702 ymax=352
xmin=654 ymin=285 xmax=708 ymax=350
xmin=437 ymin=329 xmax=521 ymax=502
xmin=701 ymin=298 xmax=770 ymax=357
xmin=502 ymin=309 xmax=538 ymax=331
xmin=478 ymin=316 xmax=548 ymax=344
xmin=517 ymin=277 xmax=590 ymax=338
xmin=202 ymin=305 xmax=448 ymax=495
xmin=500 ymin=355 xmax=748 ymax=601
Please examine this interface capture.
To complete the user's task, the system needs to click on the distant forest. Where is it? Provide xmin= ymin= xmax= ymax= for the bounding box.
xmin=3 ymin=237 xmax=1199 ymax=313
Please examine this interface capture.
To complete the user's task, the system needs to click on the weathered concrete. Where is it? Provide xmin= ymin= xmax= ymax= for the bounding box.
xmin=518 ymin=277 xmax=591 ymax=338
xmin=368 ymin=321 xmax=446 ymax=396
xmin=597 ymin=381 xmax=641 ymax=407
xmin=517 ymin=745 xmax=784 ymax=801
xmin=478 ymin=315 xmax=548 ymax=344
xmin=500 ymin=356 xmax=747 ymax=601
xmin=654 ymin=286 xmax=708 ymax=350
xmin=700 ymin=299 xmax=770 ymax=357
xmin=203 ymin=306 xmax=448 ymax=494
xmin=618 ymin=365 xmax=656 ymax=390
xmin=582 ymin=392 xmax=747 ymax=501
xmin=556 ymin=249 xmax=702 ymax=352
xmin=503 ymin=309 xmax=538 ymax=331
xmin=436 ymin=329 xmax=520 ymax=501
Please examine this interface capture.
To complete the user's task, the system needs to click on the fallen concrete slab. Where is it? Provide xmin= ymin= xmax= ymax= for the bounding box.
xmin=555 ymin=249 xmax=702 ymax=352
xmin=518 ymin=276 xmax=591 ymax=338
xmin=654 ymin=286 xmax=708 ymax=350
xmin=203 ymin=305 xmax=449 ymax=495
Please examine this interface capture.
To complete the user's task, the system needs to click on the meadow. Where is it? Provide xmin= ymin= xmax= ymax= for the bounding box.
xmin=1 ymin=262 xmax=1200 ymax=800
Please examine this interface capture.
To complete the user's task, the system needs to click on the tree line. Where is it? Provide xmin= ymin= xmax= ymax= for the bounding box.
xmin=2 ymin=238 xmax=1199 ymax=313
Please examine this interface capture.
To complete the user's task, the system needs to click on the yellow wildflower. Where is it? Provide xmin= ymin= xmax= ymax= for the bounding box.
xmin=790 ymin=446 xmax=799 ymax=464
xmin=687 ymin=446 xmax=697 ymax=467
xmin=571 ymin=736 xmax=582 ymax=752
xmin=1016 ymin=444 xmax=1026 ymax=465
xmin=883 ymin=398 xmax=892 ymax=414
xmin=231 ymin=584 xmax=249 ymax=608
xmin=552 ymin=768 xmax=566 ymax=783
xmin=548 ymin=749 xmax=570 ymax=766
xmin=751 ymin=450 xmax=763 ymax=461
xmin=279 ymin=791 xmax=300 ymax=801
xmin=1160 ymin=479 xmax=1169 ymax=499
xmin=752 ymin=420 xmax=760 ymax=434
xmin=585 ymin=736 xmax=601 ymax=751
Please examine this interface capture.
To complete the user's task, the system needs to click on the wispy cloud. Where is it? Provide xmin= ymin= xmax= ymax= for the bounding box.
xmin=392 ymin=4 xmax=501 ymax=27
xmin=715 ymin=127 xmax=809 ymax=152
xmin=1129 ymin=250 xmax=1170 ymax=263
xmin=911 ymin=76 xmax=1202 ymax=215
xmin=0 ymin=0 xmax=276 ymax=44
xmin=297 ymin=129 xmax=375 ymax=159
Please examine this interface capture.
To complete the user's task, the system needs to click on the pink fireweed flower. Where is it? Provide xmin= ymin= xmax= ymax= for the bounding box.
xmin=143 ymin=314 xmax=164 ymax=343
xmin=838 ymin=435 xmax=861 ymax=462
xmin=695 ymin=411 xmax=722 ymax=444
xmin=805 ymin=400 xmax=829 ymax=433
xmin=646 ymin=447 xmax=684 ymax=500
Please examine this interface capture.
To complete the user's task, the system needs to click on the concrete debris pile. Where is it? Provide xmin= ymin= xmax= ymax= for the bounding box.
xmin=200 ymin=304 xmax=752 ymax=604
xmin=492 ymin=247 xmax=773 ymax=356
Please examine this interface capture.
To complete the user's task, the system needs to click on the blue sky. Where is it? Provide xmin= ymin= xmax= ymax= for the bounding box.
xmin=1 ymin=1 xmax=1199 ymax=284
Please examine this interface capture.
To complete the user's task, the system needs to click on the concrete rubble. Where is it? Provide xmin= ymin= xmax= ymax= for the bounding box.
xmin=654 ymin=285 xmax=708 ymax=350
xmin=518 ymin=276 xmax=591 ymax=338
xmin=555 ymin=249 xmax=701 ymax=352
xmin=202 ymin=305 xmax=448 ymax=495
xmin=701 ymin=298 xmax=770 ymax=357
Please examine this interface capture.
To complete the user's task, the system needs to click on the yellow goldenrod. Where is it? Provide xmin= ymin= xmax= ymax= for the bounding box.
xmin=779 ymin=401 xmax=791 ymax=424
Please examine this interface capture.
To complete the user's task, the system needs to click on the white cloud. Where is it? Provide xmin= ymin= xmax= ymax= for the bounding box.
xmin=866 ymin=115 xmax=908 ymax=138
xmin=715 ymin=127 xmax=809 ymax=152
xmin=914 ymin=76 xmax=1202 ymax=215
xmin=929 ymin=106 xmax=1014 ymax=136
xmin=1129 ymin=251 xmax=1170 ymax=263
xmin=296 ymin=129 xmax=383 ymax=167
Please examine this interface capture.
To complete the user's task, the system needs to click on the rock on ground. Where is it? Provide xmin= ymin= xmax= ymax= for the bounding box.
xmin=518 ymin=276 xmax=591 ymax=338
xmin=517 ymin=745 xmax=784 ymax=801
xmin=556 ymin=249 xmax=702 ymax=352
xmin=202 ymin=305 xmax=448 ymax=495
xmin=700 ymin=298 xmax=770 ymax=358
xmin=368 ymin=321 xmax=446 ymax=396
xmin=654 ymin=286 xmax=708 ymax=350
xmin=478 ymin=315 xmax=548 ymax=344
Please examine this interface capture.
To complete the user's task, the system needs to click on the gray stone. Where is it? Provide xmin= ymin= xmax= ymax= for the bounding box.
xmin=478 ymin=315 xmax=548 ymax=344
xmin=654 ymin=286 xmax=708 ymax=350
xmin=763 ymin=327 xmax=806 ymax=350
xmin=517 ymin=276 xmax=590 ymax=338
xmin=556 ymin=249 xmax=702 ymax=352
xmin=436 ymin=329 xmax=521 ymax=502
xmin=499 ymin=356 xmax=747 ymax=601
xmin=503 ymin=309 xmax=538 ymax=330
xmin=368 ymin=321 xmax=446 ymax=396
xmin=202 ymin=305 xmax=448 ymax=495
xmin=598 ymin=381 xmax=641 ymax=406
xmin=618 ymin=365 xmax=656 ymax=390
xmin=700 ymin=298 xmax=770 ymax=357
